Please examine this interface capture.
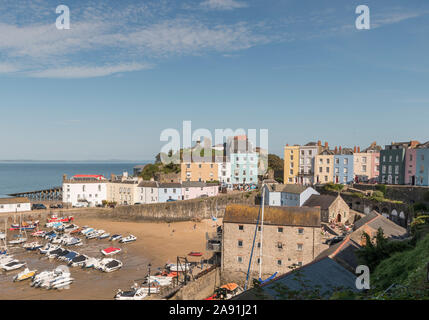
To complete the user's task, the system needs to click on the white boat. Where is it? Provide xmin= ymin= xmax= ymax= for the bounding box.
xmin=81 ymin=227 xmax=94 ymax=235
xmin=167 ymin=263 xmax=191 ymax=272
xmin=0 ymin=255 xmax=15 ymax=266
xmin=0 ymin=232 xmax=6 ymax=240
xmin=2 ymin=260 xmax=26 ymax=271
xmin=23 ymin=242 xmax=43 ymax=251
xmin=98 ymin=232 xmax=110 ymax=240
xmin=9 ymin=235 xmax=27 ymax=245
xmin=31 ymin=230 xmax=46 ymax=237
xmin=139 ymin=285 xmax=160 ymax=294
xmin=51 ymin=235 xmax=67 ymax=244
xmin=33 ymin=267 xmax=71 ymax=288
xmin=63 ymin=224 xmax=79 ymax=233
xmin=110 ymin=234 xmax=122 ymax=241
xmin=147 ymin=275 xmax=173 ymax=287
xmin=63 ymin=237 xmax=82 ymax=246
xmin=83 ymin=257 xmax=100 ymax=269
xmin=69 ymin=254 xmax=89 ymax=267
xmin=119 ymin=235 xmax=137 ymax=243
xmin=86 ymin=230 xmax=102 ymax=239
xmin=13 ymin=268 xmax=37 ymax=282
xmin=48 ymin=276 xmax=74 ymax=289
xmin=98 ymin=258 xmax=122 ymax=272
xmin=46 ymin=248 xmax=65 ymax=259
xmin=114 ymin=287 xmax=147 ymax=300
xmin=39 ymin=243 xmax=60 ymax=254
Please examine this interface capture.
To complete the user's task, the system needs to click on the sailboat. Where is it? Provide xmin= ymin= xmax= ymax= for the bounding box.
xmin=9 ymin=212 xmax=27 ymax=245
xmin=0 ymin=219 xmax=7 ymax=255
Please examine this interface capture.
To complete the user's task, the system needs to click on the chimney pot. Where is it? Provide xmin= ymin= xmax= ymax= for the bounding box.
xmin=354 ymin=146 xmax=357 ymax=153
xmin=317 ymin=140 xmax=321 ymax=146
xmin=325 ymin=142 xmax=328 ymax=148
xmin=358 ymin=147 xmax=361 ymax=153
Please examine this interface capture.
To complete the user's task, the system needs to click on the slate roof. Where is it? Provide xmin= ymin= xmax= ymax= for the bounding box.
xmin=352 ymin=211 xmax=379 ymax=230
xmin=223 ymin=204 xmax=321 ymax=227
xmin=158 ymin=183 xmax=182 ymax=188
xmin=315 ymin=236 xmax=361 ymax=271
xmin=267 ymin=184 xmax=308 ymax=194
xmin=137 ymin=181 xmax=159 ymax=188
xmin=233 ymin=257 xmax=357 ymax=300
xmin=182 ymin=181 xmax=207 ymax=188
xmin=303 ymin=194 xmax=338 ymax=210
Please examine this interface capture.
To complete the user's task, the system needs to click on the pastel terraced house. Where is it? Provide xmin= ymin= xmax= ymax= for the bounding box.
xmin=415 ymin=141 xmax=429 ymax=186
xmin=314 ymin=149 xmax=334 ymax=184
xmin=333 ymin=147 xmax=354 ymax=184
xmin=230 ymin=152 xmax=259 ymax=185
xmin=283 ymin=145 xmax=300 ymax=184
xmin=182 ymin=181 xmax=219 ymax=200
xmin=158 ymin=183 xmax=183 ymax=202
xmin=136 ymin=181 xmax=159 ymax=204
xmin=181 ymin=162 xmax=218 ymax=182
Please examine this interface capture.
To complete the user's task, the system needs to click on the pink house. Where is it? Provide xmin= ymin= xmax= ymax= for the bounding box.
xmin=182 ymin=182 xmax=219 ymax=200
xmin=370 ymin=152 xmax=380 ymax=182
xmin=405 ymin=148 xmax=417 ymax=185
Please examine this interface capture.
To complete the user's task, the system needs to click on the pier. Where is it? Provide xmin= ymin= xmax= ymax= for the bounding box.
xmin=8 ymin=186 xmax=63 ymax=201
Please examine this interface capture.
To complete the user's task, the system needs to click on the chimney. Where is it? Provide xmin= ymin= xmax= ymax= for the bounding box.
xmin=410 ymin=140 xmax=420 ymax=148
xmin=334 ymin=146 xmax=338 ymax=153
xmin=354 ymin=146 xmax=357 ymax=153
xmin=110 ymin=173 xmax=115 ymax=181
xmin=339 ymin=146 xmax=342 ymax=153
xmin=286 ymin=144 xmax=289 ymax=146
xmin=317 ymin=140 xmax=321 ymax=146
xmin=358 ymin=146 xmax=361 ymax=153
xmin=63 ymin=174 xmax=67 ymax=182
xmin=325 ymin=142 xmax=328 ymax=149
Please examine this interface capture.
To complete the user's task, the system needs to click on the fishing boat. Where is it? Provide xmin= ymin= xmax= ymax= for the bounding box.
xmin=98 ymin=258 xmax=123 ymax=272
xmin=101 ymin=247 xmax=121 ymax=256
xmin=119 ymin=235 xmax=137 ymax=243
xmin=23 ymin=242 xmax=43 ymax=251
xmin=2 ymin=260 xmax=26 ymax=271
xmin=114 ymin=287 xmax=147 ymax=300
xmin=98 ymin=232 xmax=110 ymax=240
xmin=13 ymin=268 xmax=37 ymax=282
xmin=69 ymin=254 xmax=89 ymax=267
xmin=10 ymin=221 xmax=39 ymax=231
xmin=110 ymin=234 xmax=122 ymax=241
xmin=188 ymin=252 xmax=203 ymax=257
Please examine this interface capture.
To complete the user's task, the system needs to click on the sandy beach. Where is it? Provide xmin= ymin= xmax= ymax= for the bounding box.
xmin=0 ymin=215 xmax=222 ymax=300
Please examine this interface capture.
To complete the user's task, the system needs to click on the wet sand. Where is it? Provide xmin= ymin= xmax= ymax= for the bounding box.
xmin=0 ymin=216 xmax=221 ymax=300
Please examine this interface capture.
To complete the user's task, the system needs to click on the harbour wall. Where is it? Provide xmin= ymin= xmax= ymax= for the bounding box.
xmin=170 ymin=267 xmax=221 ymax=300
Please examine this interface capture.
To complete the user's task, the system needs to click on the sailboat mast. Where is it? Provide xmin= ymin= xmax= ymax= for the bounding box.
xmin=258 ymin=184 xmax=266 ymax=280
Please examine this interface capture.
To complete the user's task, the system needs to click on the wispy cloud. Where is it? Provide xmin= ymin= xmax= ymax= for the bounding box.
xmin=200 ymin=0 xmax=248 ymax=11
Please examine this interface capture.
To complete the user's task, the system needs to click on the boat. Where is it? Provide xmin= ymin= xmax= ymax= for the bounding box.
xmin=23 ymin=242 xmax=43 ymax=251
xmin=44 ymin=231 xmax=57 ymax=240
xmin=31 ymin=230 xmax=46 ymax=237
xmin=98 ymin=258 xmax=122 ymax=272
xmin=49 ymin=276 xmax=74 ymax=289
xmin=86 ymin=230 xmax=103 ymax=239
xmin=47 ymin=215 xmax=74 ymax=223
xmin=98 ymin=232 xmax=110 ymax=240
xmin=81 ymin=227 xmax=94 ymax=235
xmin=9 ymin=234 xmax=27 ymax=245
xmin=63 ymin=224 xmax=79 ymax=233
xmin=205 ymin=283 xmax=243 ymax=300
xmin=139 ymin=285 xmax=160 ymax=294
xmin=0 ymin=232 xmax=5 ymax=240
xmin=2 ymin=260 xmax=26 ymax=271
xmin=83 ymin=257 xmax=101 ymax=269
xmin=110 ymin=234 xmax=122 ymax=241
xmin=188 ymin=252 xmax=203 ymax=257
xmin=146 ymin=275 xmax=173 ymax=287
xmin=70 ymin=228 xmax=82 ymax=235
xmin=69 ymin=254 xmax=89 ymax=267
xmin=101 ymin=247 xmax=122 ymax=256
xmin=59 ymin=251 xmax=78 ymax=263
xmin=13 ymin=268 xmax=37 ymax=282
xmin=55 ymin=249 xmax=71 ymax=260
xmin=119 ymin=235 xmax=137 ymax=243
xmin=63 ymin=237 xmax=82 ymax=246
xmin=167 ymin=263 xmax=191 ymax=272
xmin=114 ymin=287 xmax=147 ymax=300
xmin=46 ymin=248 xmax=65 ymax=259
xmin=0 ymin=255 xmax=15 ymax=266
xmin=39 ymin=243 xmax=61 ymax=255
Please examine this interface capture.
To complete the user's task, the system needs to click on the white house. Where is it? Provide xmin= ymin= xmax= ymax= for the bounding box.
xmin=264 ymin=184 xmax=320 ymax=207
xmin=0 ymin=197 xmax=31 ymax=213
xmin=136 ymin=181 xmax=159 ymax=204
xmin=218 ymin=161 xmax=232 ymax=186
xmin=62 ymin=174 xmax=108 ymax=207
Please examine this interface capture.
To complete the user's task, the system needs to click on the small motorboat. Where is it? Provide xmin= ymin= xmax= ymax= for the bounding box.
xmin=146 ymin=275 xmax=173 ymax=287
xmin=70 ymin=228 xmax=82 ymax=235
xmin=2 ymin=260 xmax=26 ymax=271
xmin=39 ymin=243 xmax=61 ymax=255
xmin=119 ymin=235 xmax=137 ymax=243
xmin=49 ymin=276 xmax=74 ymax=290
xmin=63 ymin=237 xmax=82 ymax=246
xmin=0 ymin=232 xmax=6 ymax=240
xmin=114 ymin=287 xmax=147 ymax=300
xmin=13 ymin=268 xmax=37 ymax=282
xmin=98 ymin=232 xmax=110 ymax=240
xmin=101 ymin=247 xmax=121 ymax=256
xmin=47 ymin=248 xmax=65 ymax=259
xmin=139 ymin=284 xmax=160 ymax=294
xmin=63 ymin=224 xmax=79 ymax=233
xmin=23 ymin=242 xmax=43 ymax=251
xmin=188 ymin=252 xmax=203 ymax=257
xmin=98 ymin=258 xmax=122 ymax=272
xmin=59 ymin=251 xmax=78 ymax=263
xmin=83 ymin=257 xmax=100 ymax=269
xmin=86 ymin=230 xmax=103 ymax=240
xmin=31 ymin=230 xmax=46 ymax=237
xmin=81 ymin=227 xmax=94 ymax=235
xmin=69 ymin=254 xmax=89 ymax=267
xmin=110 ymin=234 xmax=122 ymax=241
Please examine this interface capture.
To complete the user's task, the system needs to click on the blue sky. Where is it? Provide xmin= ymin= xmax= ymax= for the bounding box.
xmin=0 ymin=0 xmax=428 ymax=161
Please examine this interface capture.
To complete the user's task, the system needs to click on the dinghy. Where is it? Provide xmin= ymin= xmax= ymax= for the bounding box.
xmin=2 ymin=260 xmax=26 ymax=271
xmin=110 ymin=234 xmax=122 ymax=241
xmin=188 ymin=252 xmax=203 ymax=257
xmin=13 ymin=268 xmax=37 ymax=282
xmin=101 ymin=247 xmax=121 ymax=256
xmin=119 ymin=235 xmax=136 ymax=243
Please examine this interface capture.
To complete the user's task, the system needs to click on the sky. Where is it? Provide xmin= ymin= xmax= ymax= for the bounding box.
xmin=0 ymin=0 xmax=428 ymax=161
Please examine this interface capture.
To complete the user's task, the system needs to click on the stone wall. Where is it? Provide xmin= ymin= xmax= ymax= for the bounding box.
xmin=352 ymin=184 xmax=429 ymax=206
xmin=170 ymin=268 xmax=221 ymax=300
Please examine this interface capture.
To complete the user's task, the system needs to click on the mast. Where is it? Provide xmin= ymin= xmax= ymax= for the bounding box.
xmin=258 ymin=183 xmax=266 ymax=280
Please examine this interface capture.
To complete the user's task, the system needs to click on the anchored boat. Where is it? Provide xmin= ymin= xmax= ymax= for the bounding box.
xmin=101 ymin=247 xmax=121 ymax=256
xmin=13 ymin=268 xmax=37 ymax=282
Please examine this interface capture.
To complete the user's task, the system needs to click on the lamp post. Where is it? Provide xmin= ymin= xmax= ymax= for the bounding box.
xmin=148 ymin=263 xmax=152 ymax=296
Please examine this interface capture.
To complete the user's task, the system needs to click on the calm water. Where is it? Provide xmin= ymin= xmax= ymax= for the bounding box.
xmin=0 ymin=162 xmax=147 ymax=197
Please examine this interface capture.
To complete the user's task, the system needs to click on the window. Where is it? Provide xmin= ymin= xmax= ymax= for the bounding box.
xmin=319 ymin=158 xmax=323 ymax=164
xmin=277 ymin=260 xmax=282 ymax=266
xmin=290 ymin=169 xmax=293 ymax=175
xmin=396 ymin=155 xmax=399 ymax=162
xmin=297 ymin=244 xmax=303 ymax=251
xmin=258 ymin=226 xmax=261 ymax=232
xmin=173 ymin=189 xmax=176 ymax=193
xmin=237 ymin=256 xmax=243 ymax=263
xmin=164 ymin=189 xmax=167 ymax=193
xmin=326 ymin=167 xmax=330 ymax=173
xmin=327 ymin=158 xmax=330 ymax=164
xmin=298 ymin=228 xmax=304 ymax=234
xmin=395 ymin=166 xmax=399 ymax=174
xmin=186 ymin=164 xmax=190 ymax=168
xmin=335 ymin=158 xmax=339 ymax=164
xmin=362 ymin=165 xmax=367 ymax=172
xmin=239 ymin=225 xmax=244 ymax=231
xmin=238 ymin=240 xmax=243 ymax=247
xmin=344 ymin=158 xmax=348 ymax=165
xmin=257 ymin=242 xmax=261 ymax=248
xmin=277 ymin=242 xmax=283 ymax=249
xmin=98 ymin=185 xmax=101 ymax=191
xmin=319 ymin=167 xmax=322 ymax=173
xmin=278 ymin=227 xmax=283 ymax=233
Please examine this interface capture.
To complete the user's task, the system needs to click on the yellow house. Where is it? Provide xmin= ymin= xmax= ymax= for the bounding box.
xmin=314 ymin=150 xmax=334 ymax=184
xmin=181 ymin=162 xmax=219 ymax=182
xmin=284 ymin=145 xmax=300 ymax=184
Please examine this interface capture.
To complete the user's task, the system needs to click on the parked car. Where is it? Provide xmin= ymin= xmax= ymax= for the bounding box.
xmin=73 ymin=203 xmax=87 ymax=208
xmin=325 ymin=236 xmax=345 ymax=246
xmin=166 ymin=199 xmax=177 ymax=202
xmin=32 ymin=204 xmax=47 ymax=210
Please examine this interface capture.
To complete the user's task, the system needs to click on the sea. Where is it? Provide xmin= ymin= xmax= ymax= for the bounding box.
xmin=0 ymin=161 xmax=148 ymax=197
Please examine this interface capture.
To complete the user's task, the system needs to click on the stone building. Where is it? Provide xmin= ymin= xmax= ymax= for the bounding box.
xmin=303 ymin=194 xmax=351 ymax=223
xmin=221 ymin=204 xmax=325 ymax=285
